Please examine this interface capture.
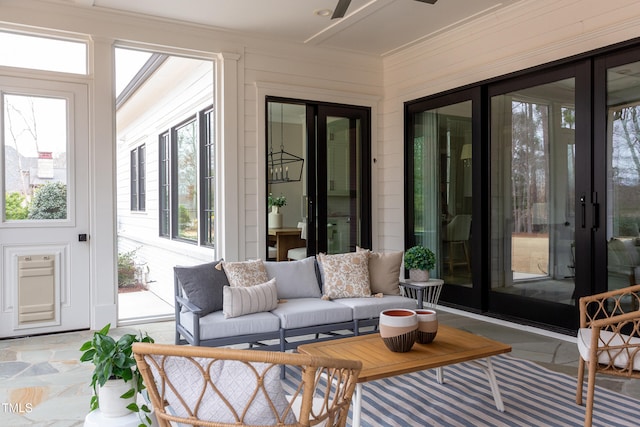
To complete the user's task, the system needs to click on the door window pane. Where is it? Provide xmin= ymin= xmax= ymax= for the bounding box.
xmin=3 ymin=94 xmax=68 ymax=220
xmin=607 ymin=61 xmax=640 ymax=293
xmin=490 ymin=78 xmax=575 ymax=304
xmin=411 ymin=101 xmax=473 ymax=284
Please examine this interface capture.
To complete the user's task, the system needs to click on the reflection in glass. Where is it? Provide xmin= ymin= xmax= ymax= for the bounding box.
xmin=3 ymin=94 xmax=68 ymax=220
xmin=490 ymin=78 xmax=575 ymax=304
xmin=607 ymin=62 xmax=640 ymax=293
xmin=176 ymin=120 xmax=197 ymax=240
xmin=412 ymin=101 xmax=472 ymax=285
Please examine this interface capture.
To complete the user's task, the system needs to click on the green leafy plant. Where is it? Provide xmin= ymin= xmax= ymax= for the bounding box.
xmin=79 ymin=323 xmax=154 ymax=426
xmin=28 ymin=182 xmax=67 ymax=219
xmin=118 ymin=249 xmax=138 ymax=288
xmin=268 ymin=193 xmax=287 ymax=208
xmin=404 ymin=245 xmax=436 ymax=271
xmin=5 ymin=192 xmax=28 ymax=219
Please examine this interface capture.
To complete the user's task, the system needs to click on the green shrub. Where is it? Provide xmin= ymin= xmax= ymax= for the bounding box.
xmin=118 ymin=249 xmax=138 ymax=287
xmin=5 ymin=192 xmax=28 ymax=220
xmin=28 ymin=182 xmax=67 ymax=219
xmin=404 ymin=245 xmax=436 ymax=271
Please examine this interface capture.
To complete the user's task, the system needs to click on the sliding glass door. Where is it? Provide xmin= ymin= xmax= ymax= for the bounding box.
xmin=265 ymin=99 xmax=371 ymax=260
xmin=488 ymin=69 xmax=582 ymax=327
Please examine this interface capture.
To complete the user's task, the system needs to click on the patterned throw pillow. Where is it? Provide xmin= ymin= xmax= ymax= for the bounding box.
xmin=318 ymin=251 xmax=371 ymax=299
xmin=222 ymin=278 xmax=278 ymax=318
xmin=218 ymin=259 xmax=269 ymax=287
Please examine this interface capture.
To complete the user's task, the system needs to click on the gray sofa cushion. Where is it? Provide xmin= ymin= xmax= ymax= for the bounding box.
xmin=174 ymin=260 xmax=229 ymax=315
xmin=180 ymin=310 xmax=280 ymax=340
xmin=264 ymin=257 xmax=321 ymax=299
xmin=271 ymin=298 xmax=352 ymax=329
xmin=334 ymin=295 xmax=417 ymax=320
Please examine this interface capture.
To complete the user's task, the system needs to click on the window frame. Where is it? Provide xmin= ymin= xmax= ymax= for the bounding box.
xmin=158 ymin=105 xmax=215 ymax=247
xmin=130 ymin=144 xmax=145 ymax=212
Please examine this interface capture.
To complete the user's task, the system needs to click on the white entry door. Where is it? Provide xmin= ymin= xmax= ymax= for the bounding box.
xmin=0 ymin=76 xmax=90 ymax=337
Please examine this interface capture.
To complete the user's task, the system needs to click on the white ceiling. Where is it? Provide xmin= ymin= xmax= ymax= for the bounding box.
xmin=65 ymin=0 xmax=523 ymax=56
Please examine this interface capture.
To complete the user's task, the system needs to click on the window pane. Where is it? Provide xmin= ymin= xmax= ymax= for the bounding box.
xmin=202 ymin=108 xmax=215 ymax=246
xmin=175 ymin=120 xmax=197 ymax=241
xmin=139 ymin=145 xmax=146 ymax=211
xmin=0 ymin=31 xmax=87 ymax=74
xmin=4 ymin=94 xmax=68 ymax=220
xmin=412 ymin=101 xmax=473 ymax=285
xmin=159 ymin=133 xmax=170 ymax=236
xmin=490 ymin=78 xmax=576 ymax=305
xmin=607 ymin=61 xmax=640 ymax=293
xmin=130 ymin=149 xmax=138 ymax=210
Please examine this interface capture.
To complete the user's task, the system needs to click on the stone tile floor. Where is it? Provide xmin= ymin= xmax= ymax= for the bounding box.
xmin=0 ymin=308 xmax=638 ymax=426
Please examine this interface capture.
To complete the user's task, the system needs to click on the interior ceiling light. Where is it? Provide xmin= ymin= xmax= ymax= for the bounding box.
xmin=314 ymin=9 xmax=332 ymax=17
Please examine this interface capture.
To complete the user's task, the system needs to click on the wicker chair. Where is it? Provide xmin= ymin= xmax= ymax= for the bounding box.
xmin=576 ymin=284 xmax=640 ymax=427
xmin=133 ymin=343 xmax=362 ymax=427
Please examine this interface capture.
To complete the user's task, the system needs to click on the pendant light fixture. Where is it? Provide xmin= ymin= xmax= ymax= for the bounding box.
xmin=267 ymin=102 xmax=304 ymax=184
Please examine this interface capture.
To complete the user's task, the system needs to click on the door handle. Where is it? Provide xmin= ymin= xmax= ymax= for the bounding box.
xmin=592 ymin=192 xmax=600 ymax=231
xmin=580 ymin=195 xmax=586 ymax=229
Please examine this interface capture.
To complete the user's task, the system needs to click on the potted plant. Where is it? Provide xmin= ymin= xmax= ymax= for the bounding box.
xmin=267 ymin=193 xmax=287 ymax=229
xmin=404 ymin=245 xmax=436 ymax=281
xmin=79 ymin=323 xmax=154 ymax=424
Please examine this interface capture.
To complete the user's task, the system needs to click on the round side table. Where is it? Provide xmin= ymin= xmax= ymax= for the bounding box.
xmin=400 ymin=278 xmax=444 ymax=309
xmin=84 ymin=409 xmax=157 ymax=427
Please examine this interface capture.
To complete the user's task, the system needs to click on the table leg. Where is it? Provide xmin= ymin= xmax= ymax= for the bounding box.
xmin=470 ymin=357 xmax=505 ymax=412
xmin=352 ymin=383 xmax=363 ymax=427
xmin=416 ymin=288 xmax=424 ymax=309
xmin=435 ymin=366 xmax=444 ymax=384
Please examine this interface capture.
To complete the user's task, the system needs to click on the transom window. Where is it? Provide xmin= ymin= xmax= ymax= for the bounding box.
xmin=0 ymin=31 xmax=87 ymax=74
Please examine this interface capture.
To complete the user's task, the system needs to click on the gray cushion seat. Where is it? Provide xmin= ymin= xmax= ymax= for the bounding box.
xmin=334 ymin=295 xmax=417 ymax=320
xmin=271 ymin=298 xmax=352 ymax=329
xmin=180 ymin=310 xmax=280 ymax=341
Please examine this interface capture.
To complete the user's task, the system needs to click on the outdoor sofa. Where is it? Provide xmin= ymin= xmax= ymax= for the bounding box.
xmin=174 ymin=250 xmax=417 ymax=351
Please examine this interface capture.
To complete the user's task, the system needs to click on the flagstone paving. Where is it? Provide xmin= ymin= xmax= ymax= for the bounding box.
xmin=0 ymin=310 xmax=638 ymax=426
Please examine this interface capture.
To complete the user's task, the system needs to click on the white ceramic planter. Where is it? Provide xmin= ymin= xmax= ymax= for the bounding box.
xmin=379 ymin=309 xmax=418 ymax=352
xmin=99 ymin=379 xmax=136 ymax=418
xmin=268 ymin=206 xmax=283 ymax=229
xmin=409 ymin=269 xmax=429 ymax=282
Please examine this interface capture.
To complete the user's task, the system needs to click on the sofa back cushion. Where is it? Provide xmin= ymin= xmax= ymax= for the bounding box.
xmin=264 ymin=257 xmax=321 ymax=299
xmin=174 ymin=260 xmax=229 ymax=315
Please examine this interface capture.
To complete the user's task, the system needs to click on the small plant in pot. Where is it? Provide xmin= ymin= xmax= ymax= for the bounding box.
xmin=404 ymin=245 xmax=436 ymax=282
xmin=79 ymin=323 xmax=154 ymax=425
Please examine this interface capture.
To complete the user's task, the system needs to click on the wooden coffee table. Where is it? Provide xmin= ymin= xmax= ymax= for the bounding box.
xmin=298 ymin=325 xmax=512 ymax=427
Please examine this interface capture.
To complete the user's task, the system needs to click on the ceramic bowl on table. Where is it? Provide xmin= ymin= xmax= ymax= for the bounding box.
xmin=379 ymin=309 xmax=418 ymax=352
xmin=415 ymin=309 xmax=438 ymax=344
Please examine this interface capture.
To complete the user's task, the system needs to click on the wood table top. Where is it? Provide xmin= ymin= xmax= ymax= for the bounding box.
xmin=298 ymin=325 xmax=512 ymax=383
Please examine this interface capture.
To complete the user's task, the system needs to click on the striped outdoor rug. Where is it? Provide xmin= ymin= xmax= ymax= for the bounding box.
xmin=283 ymin=354 xmax=640 ymax=427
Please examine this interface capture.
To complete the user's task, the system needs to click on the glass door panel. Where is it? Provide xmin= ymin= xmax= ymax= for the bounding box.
xmin=411 ymin=101 xmax=473 ymax=286
xmin=325 ymin=115 xmax=361 ymax=254
xmin=490 ymin=78 xmax=576 ymax=306
xmin=606 ymin=61 xmax=640 ymax=295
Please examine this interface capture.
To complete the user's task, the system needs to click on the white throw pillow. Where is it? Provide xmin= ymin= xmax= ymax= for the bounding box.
xmin=223 ymin=278 xmax=278 ymax=318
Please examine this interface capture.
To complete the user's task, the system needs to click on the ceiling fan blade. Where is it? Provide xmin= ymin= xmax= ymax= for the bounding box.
xmin=415 ymin=0 xmax=438 ymax=4
xmin=331 ymin=0 xmax=352 ymax=19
